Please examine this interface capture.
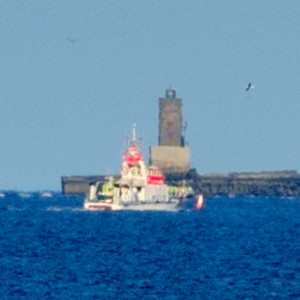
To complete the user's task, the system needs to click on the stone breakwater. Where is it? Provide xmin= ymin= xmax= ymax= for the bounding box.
xmin=61 ymin=169 xmax=300 ymax=197
xmin=166 ymin=169 xmax=300 ymax=197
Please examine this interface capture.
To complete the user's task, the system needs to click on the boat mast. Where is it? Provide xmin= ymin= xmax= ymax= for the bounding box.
xmin=132 ymin=123 xmax=136 ymax=143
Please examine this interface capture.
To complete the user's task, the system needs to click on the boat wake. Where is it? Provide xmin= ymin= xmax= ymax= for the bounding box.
xmin=46 ymin=206 xmax=84 ymax=212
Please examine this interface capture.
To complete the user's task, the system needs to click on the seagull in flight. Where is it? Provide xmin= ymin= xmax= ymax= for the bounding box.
xmin=245 ymin=83 xmax=254 ymax=91
xmin=67 ymin=38 xmax=78 ymax=44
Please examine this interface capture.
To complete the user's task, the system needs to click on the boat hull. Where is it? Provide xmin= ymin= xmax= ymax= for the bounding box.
xmin=83 ymin=202 xmax=113 ymax=211
xmin=84 ymin=199 xmax=181 ymax=211
xmin=111 ymin=201 xmax=180 ymax=211
xmin=83 ymin=196 xmax=200 ymax=212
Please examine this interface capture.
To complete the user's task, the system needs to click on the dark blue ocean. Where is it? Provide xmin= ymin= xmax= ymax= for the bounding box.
xmin=0 ymin=193 xmax=300 ymax=299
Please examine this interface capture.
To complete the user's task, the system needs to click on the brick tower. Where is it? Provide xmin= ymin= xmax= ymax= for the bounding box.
xmin=150 ymin=88 xmax=190 ymax=173
xmin=158 ymin=88 xmax=183 ymax=146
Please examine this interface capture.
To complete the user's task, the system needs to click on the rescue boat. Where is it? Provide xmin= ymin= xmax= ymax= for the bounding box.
xmin=84 ymin=124 xmax=195 ymax=211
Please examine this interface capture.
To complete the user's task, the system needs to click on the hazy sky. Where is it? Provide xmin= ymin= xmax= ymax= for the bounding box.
xmin=1 ymin=1 xmax=300 ymax=191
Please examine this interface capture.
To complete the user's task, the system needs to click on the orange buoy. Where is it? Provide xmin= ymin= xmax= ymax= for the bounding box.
xmin=196 ymin=194 xmax=204 ymax=209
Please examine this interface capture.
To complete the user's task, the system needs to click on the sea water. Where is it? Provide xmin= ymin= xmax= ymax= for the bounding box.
xmin=0 ymin=193 xmax=299 ymax=299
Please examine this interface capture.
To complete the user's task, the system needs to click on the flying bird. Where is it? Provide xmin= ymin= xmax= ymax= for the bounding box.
xmin=245 ymin=83 xmax=254 ymax=91
xmin=67 ymin=38 xmax=78 ymax=44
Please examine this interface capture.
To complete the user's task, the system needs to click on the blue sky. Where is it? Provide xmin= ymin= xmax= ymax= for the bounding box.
xmin=1 ymin=1 xmax=300 ymax=191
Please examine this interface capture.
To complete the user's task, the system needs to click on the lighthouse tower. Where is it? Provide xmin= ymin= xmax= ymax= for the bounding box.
xmin=158 ymin=87 xmax=182 ymax=146
xmin=149 ymin=88 xmax=190 ymax=173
